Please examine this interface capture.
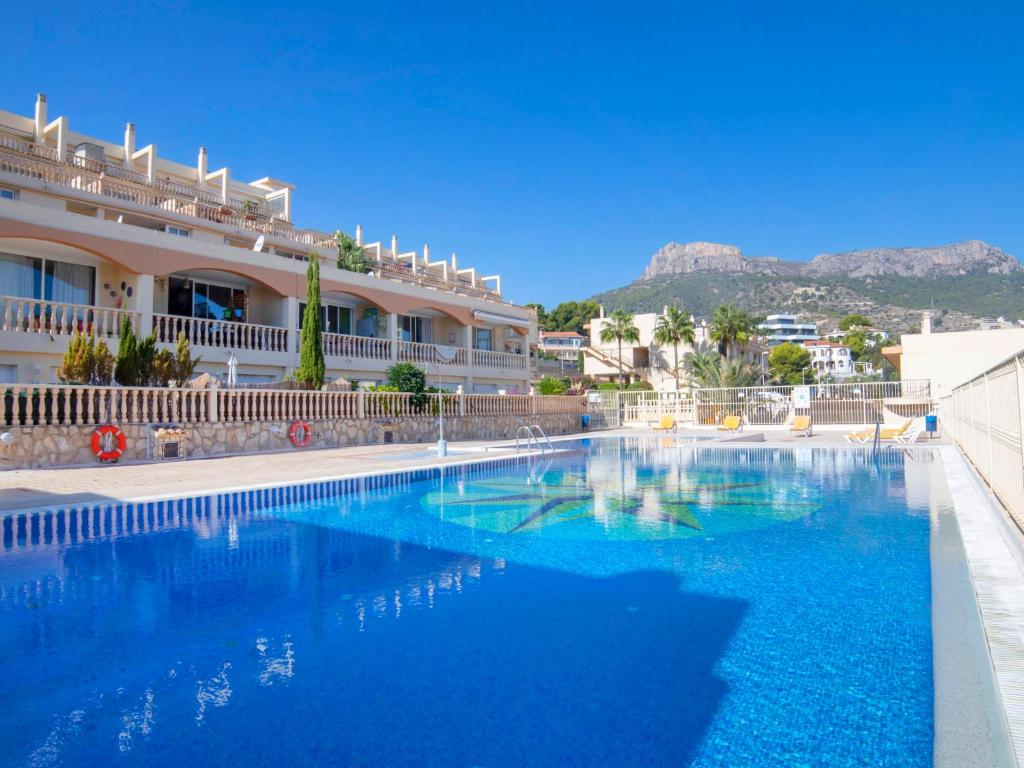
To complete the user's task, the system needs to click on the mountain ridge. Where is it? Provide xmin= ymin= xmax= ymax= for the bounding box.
xmin=641 ymin=239 xmax=1022 ymax=281
xmin=595 ymin=239 xmax=1024 ymax=335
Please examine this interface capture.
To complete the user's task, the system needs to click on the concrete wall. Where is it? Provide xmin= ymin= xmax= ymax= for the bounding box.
xmin=1 ymin=412 xmax=586 ymax=469
xmin=901 ymin=328 xmax=1024 ymax=398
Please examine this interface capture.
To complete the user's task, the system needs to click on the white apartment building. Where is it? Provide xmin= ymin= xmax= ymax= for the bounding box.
xmin=583 ymin=309 xmax=712 ymax=390
xmin=803 ymin=340 xmax=854 ymax=379
xmin=538 ymin=331 xmax=588 ymax=360
xmin=0 ymin=93 xmax=536 ymax=392
xmin=758 ymin=314 xmax=819 ymax=346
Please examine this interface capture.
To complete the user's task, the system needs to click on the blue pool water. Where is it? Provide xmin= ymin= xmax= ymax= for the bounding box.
xmin=1 ymin=438 xmax=940 ymax=766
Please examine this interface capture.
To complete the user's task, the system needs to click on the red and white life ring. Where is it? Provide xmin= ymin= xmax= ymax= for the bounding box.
xmin=91 ymin=425 xmax=127 ymax=463
xmin=288 ymin=420 xmax=313 ymax=448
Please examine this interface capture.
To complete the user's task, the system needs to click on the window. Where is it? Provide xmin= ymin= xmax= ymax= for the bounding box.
xmin=0 ymin=252 xmax=95 ymax=305
xmin=399 ymin=315 xmax=433 ymax=344
xmin=298 ymin=303 xmax=352 ymax=335
xmin=45 ymin=261 xmax=95 ymax=306
xmin=165 ymin=225 xmax=191 ymax=237
xmin=168 ymin=277 xmax=246 ymax=321
xmin=0 ymin=188 xmax=16 ymax=200
xmin=474 ymin=327 xmax=493 ymax=351
xmin=0 ymin=364 xmax=16 ymax=383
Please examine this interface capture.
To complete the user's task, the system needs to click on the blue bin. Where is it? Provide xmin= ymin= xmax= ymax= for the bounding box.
xmin=581 ymin=413 xmax=591 ymax=430
xmin=925 ymin=414 xmax=937 ymax=434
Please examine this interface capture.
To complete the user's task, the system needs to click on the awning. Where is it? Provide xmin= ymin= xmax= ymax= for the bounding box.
xmin=472 ymin=309 xmax=530 ymax=335
xmin=881 ymin=345 xmax=902 ymax=372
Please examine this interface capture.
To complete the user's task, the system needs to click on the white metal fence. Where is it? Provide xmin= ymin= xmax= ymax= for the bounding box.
xmin=605 ymin=380 xmax=933 ymax=428
xmin=941 ymin=351 xmax=1024 ymax=528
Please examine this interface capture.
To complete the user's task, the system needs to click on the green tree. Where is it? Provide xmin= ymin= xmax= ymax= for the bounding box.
xmin=838 ymin=313 xmax=873 ymax=331
xmin=526 ymin=303 xmax=548 ymax=330
xmin=58 ymin=332 xmax=114 ymax=384
xmin=114 ymin=316 xmax=140 ymax=385
xmin=546 ymin=300 xmax=601 ymax=335
xmin=709 ymin=304 xmax=756 ymax=358
xmin=682 ymin=343 xmax=723 ymax=387
xmin=336 ymin=231 xmax=370 ymax=273
xmin=296 ymin=255 xmax=326 ymax=388
xmin=653 ymin=306 xmax=696 ymax=390
xmin=767 ymin=342 xmax=812 ymax=385
xmin=598 ymin=309 xmax=640 ymax=388
xmin=385 ymin=361 xmax=428 ymax=410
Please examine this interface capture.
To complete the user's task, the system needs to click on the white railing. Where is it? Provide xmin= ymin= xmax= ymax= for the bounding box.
xmin=0 ymin=384 xmax=586 ymax=428
xmin=613 ymin=380 xmax=933 ymax=427
xmin=0 ymin=384 xmax=208 ymax=426
xmin=153 ymin=314 xmax=288 ymax=352
xmin=322 ymin=332 xmax=392 ymax=361
xmin=0 ymin=297 xmax=139 ymax=338
xmin=397 ymin=340 xmax=469 ymax=366
xmin=472 ymin=348 xmax=528 ymax=371
xmin=941 ymin=351 xmax=1024 ymax=528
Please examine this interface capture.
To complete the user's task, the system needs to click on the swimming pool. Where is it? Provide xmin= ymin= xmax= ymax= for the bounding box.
xmin=0 ymin=438 xmax=990 ymax=766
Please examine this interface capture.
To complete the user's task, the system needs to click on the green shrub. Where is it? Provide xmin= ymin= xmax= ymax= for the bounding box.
xmin=57 ymin=332 xmax=114 ymax=384
xmin=536 ymin=375 xmax=570 ymax=395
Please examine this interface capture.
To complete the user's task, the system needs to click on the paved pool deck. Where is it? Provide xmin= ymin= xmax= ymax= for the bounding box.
xmin=0 ymin=427 xmax=944 ymax=513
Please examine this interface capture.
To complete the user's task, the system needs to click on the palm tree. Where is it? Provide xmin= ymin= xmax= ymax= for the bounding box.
xmin=709 ymin=304 xmax=756 ymax=359
xmin=682 ymin=343 xmax=723 ymax=388
xmin=653 ymin=306 xmax=696 ymax=391
xmin=599 ymin=309 xmax=640 ymax=388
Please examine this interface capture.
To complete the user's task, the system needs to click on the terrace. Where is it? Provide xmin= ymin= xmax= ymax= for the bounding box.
xmin=0 ymin=112 xmax=511 ymax=307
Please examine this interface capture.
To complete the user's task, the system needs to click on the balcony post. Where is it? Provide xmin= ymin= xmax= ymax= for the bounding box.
xmin=284 ymin=296 xmax=300 ymax=357
xmin=135 ymin=274 xmax=155 ymax=337
xmin=207 ymin=382 xmax=220 ymax=423
xmin=387 ymin=313 xmax=399 ymax=362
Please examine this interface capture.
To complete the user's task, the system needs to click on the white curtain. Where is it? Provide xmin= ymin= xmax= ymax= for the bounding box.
xmin=47 ymin=261 xmax=93 ymax=305
xmin=0 ymin=253 xmax=40 ymax=298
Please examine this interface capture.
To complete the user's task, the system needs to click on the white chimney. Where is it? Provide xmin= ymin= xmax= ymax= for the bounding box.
xmin=423 ymin=244 xmax=430 ymax=261
xmin=921 ymin=311 xmax=932 ymax=335
xmin=599 ymin=305 xmax=606 ymax=319
xmin=355 ymin=224 xmax=363 ymax=245
xmin=663 ymin=305 xmax=669 ymax=315
xmin=124 ymin=123 xmax=136 ymax=166
xmin=391 ymin=234 xmax=398 ymax=255
xmin=197 ymin=146 xmax=208 ymax=182
xmin=34 ymin=93 xmax=47 ymax=141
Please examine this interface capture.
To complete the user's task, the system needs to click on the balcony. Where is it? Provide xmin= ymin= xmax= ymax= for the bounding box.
xmin=153 ymin=314 xmax=289 ymax=353
xmin=319 ymin=332 xmax=527 ymax=372
xmin=0 ymin=296 xmax=138 ymax=338
xmin=0 ymin=134 xmax=516 ymax=306
xmin=322 ymin=332 xmax=391 ymax=361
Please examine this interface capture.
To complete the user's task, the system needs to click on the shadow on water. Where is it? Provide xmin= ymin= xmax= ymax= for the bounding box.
xmin=1 ymin=508 xmax=748 ymax=768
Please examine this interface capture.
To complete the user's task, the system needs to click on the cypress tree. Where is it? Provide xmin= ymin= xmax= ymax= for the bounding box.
xmin=296 ymin=255 xmax=325 ymax=388
xmin=114 ymin=315 xmax=139 ymax=385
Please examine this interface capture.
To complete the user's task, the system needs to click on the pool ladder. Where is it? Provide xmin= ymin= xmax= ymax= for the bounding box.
xmin=515 ymin=424 xmax=554 ymax=454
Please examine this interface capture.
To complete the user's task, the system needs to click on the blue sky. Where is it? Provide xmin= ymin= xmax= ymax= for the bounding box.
xmin=2 ymin=1 xmax=1023 ymax=307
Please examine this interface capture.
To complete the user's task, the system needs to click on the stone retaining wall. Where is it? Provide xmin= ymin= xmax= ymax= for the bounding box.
xmin=0 ymin=413 xmax=585 ymax=469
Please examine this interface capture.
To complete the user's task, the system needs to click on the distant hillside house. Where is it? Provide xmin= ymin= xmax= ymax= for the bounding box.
xmin=538 ymin=331 xmax=588 ymax=361
xmin=758 ymin=314 xmax=819 ymax=347
xmin=802 ymin=340 xmax=864 ymax=379
xmin=824 ymin=328 xmax=890 ymax=347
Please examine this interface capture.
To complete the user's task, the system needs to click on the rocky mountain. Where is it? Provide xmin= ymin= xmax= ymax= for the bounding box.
xmin=595 ymin=239 xmax=1024 ymax=335
xmin=642 ymin=239 xmax=1023 ymax=281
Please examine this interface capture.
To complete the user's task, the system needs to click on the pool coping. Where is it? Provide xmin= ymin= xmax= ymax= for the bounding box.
xmin=939 ymin=445 xmax=1024 ymax=767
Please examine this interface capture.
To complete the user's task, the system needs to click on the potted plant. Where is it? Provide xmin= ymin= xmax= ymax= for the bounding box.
xmin=242 ymin=199 xmax=258 ymax=221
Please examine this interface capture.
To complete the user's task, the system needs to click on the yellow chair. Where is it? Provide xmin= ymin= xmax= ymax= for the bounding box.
xmin=717 ymin=415 xmax=742 ymax=432
xmin=652 ymin=414 xmax=675 ymax=431
xmin=843 ymin=420 xmax=911 ymax=444
xmin=789 ymin=415 xmax=812 ymax=437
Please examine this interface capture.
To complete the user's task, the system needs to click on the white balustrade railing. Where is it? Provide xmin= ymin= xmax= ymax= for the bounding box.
xmin=397 ymin=340 xmax=469 ymax=366
xmin=1 ymin=384 xmax=208 ymax=426
xmin=322 ymin=333 xmax=392 ymax=361
xmin=941 ymin=351 xmax=1024 ymax=528
xmin=472 ymin=348 xmax=528 ymax=371
xmin=153 ymin=314 xmax=288 ymax=352
xmin=0 ymin=383 xmax=586 ymax=429
xmin=0 ymin=297 xmax=138 ymax=338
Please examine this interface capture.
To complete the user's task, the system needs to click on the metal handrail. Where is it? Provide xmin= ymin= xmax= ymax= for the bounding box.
xmin=529 ymin=424 xmax=554 ymax=452
xmin=515 ymin=424 xmax=554 ymax=454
